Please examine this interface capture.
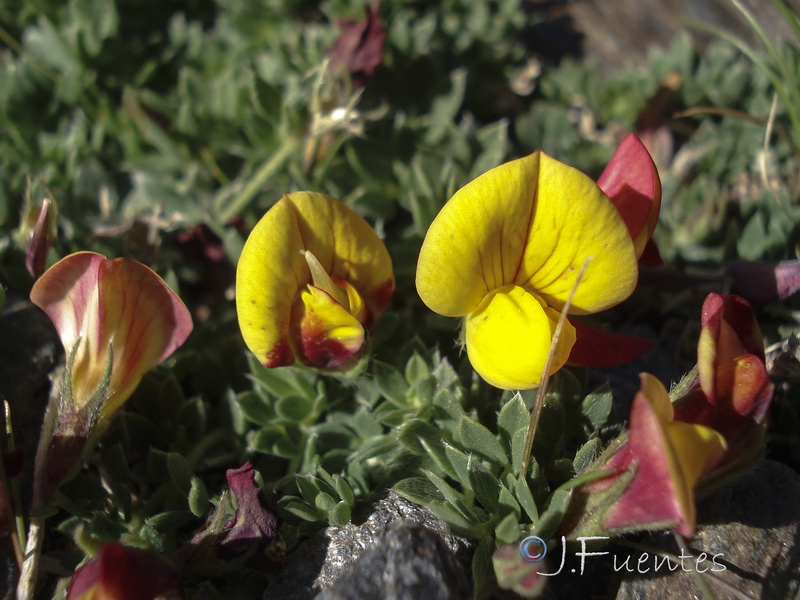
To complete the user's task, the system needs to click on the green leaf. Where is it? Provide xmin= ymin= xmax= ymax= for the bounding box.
xmin=495 ymin=512 xmax=521 ymax=545
xmin=498 ymin=393 xmax=529 ymax=451
xmin=423 ymin=470 xmax=467 ymax=514
xmin=498 ymin=486 xmax=521 ymax=521
xmin=394 ymin=476 xmax=445 ymax=505
xmin=573 ymin=438 xmax=603 ymax=474
xmin=275 ymin=394 xmax=314 ymax=422
xmin=405 ymin=353 xmax=430 ymax=384
xmin=433 ymin=387 xmax=464 ymax=422
xmin=426 ymin=501 xmax=474 ymax=532
xmin=472 ymin=536 xmax=497 ymax=600
xmin=419 ymin=437 xmax=459 ymax=481
xmin=444 ymin=441 xmax=471 ymax=486
xmin=188 ymin=476 xmax=210 ymax=517
xmin=295 ymin=474 xmax=321 ymax=504
xmin=510 ymin=427 xmax=528 ymax=476
xmin=514 ymin=476 xmax=539 ymax=522
xmin=425 ymin=68 xmax=467 ymax=144
xmin=247 ymin=354 xmax=316 ymax=400
xmin=533 ymin=488 xmax=572 ymax=540
xmin=236 ymin=390 xmax=274 ymax=426
xmin=280 ymin=498 xmax=324 ymax=522
xmin=397 ymin=418 xmax=443 ymax=456
xmin=373 ymin=361 xmax=409 ymax=406
xmin=314 ymin=492 xmax=337 ymax=513
xmin=469 ymin=120 xmax=509 ymax=180
xmin=581 ymin=384 xmax=613 ymax=432
xmin=166 ymin=452 xmax=193 ymax=494
xmin=328 ymin=501 xmax=351 ymax=526
xmin=468 ymin=458 xmax=500 ymax=512
xmin=333 ymin=475 xmax=356 ymax=506
xmin=457 ymin=416 xmax=508 ymax=466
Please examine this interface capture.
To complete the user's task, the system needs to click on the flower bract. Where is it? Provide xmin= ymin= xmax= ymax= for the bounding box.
xmin=236 ymin=192 xmax=394 ymax=370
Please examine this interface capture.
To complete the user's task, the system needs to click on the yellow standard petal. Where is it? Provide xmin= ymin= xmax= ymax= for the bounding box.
xmin=465 ymin=285 xmax=576 ymax=389
xmin=416 ymin=155 xmax=542 ymax=317
xmin=416 ymin=152 xmax=637 ymax=319
xmin=515 ymin=153 xmax=638 ymax=314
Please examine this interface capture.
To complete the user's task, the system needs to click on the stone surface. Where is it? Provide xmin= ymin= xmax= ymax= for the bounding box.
xmin=615 ymin=460 xmax=800 ymax=599
xmin=262 ymin=491 xmax=472 ymax=600
xmin=315 ymin=523 xmax=469 ymax=600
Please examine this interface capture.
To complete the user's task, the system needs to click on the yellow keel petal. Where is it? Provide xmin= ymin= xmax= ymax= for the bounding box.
xmin=465 ymin=285 xmax=576 ymax=389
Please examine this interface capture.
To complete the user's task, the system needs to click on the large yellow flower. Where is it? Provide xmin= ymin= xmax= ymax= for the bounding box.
xmin=236 ymin=192 xmax=394 ymax=369
xmin=416 ymin=152 xmax=639 ymax=389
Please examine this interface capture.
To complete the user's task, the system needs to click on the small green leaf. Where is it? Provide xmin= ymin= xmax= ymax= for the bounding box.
xmin=405 ymin=353 xmax=430 ymax=384
xmin=468 ymin=458 xmax=500 ymax=512
xmin=397 ymin=418 xmax=442 ymax=455
xmin=188 ymin=476 xmax=210 ymax=517
xmin=458 ymin=416 xmax=508 ymax=466
xmin=581 ymin=384 xmax=613 ymax=432
xmin=166 ymin=452 xmax=193 ymax=494
xmin=444 ymin=441 xmax=471 ymax=486
xmin=472 ymin=536 xmax=497 ymax=600
xmin=315 ymin=492 xmax=337 ymax=513
xmin=394 ymin=476 xmax=445 ymax=505
xmin=280 ymin=499 xmax=324 ymax=522
xmin=236 ymin=391 xmax=274 ymax=426
xmin=419 ymin=438 xmax=459 ymax=481
xmin=373 ymin=361 xmax=409 ymax=406
xmin=328 ymin=501 xmax=351 ymax=526
xmin=423 ymin=470 xmax=467 ymax=513
xmin=333 ymin=475 xmax=355 ymax=506
xmin=433 ymin=388 xmax=464 ymax=422
xmin=498 ymin=393 xmax=529 ymax=450
xmin=295 ymin=474 xmax=321 ymax=504
xmin=498 ymin=486 xmax=521 ymax=521
xmin=533 ymin=488 xmax=572 ymax=540
xmin=426 ymin=501 xmax=473 ymax=532
xmin=275 ymin=394 xmax=314 ymax=422
xmin=573 ymin=438 xmax=603 ymax=474
xmin=495 ymin=512 xmax=521 ymax=545
xmin=145 ymin=510 xmax=194 ymax=532
xmin=514 ymin=476 xmax=539 ymax=523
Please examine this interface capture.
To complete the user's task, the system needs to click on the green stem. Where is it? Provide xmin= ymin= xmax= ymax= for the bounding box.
xmin=215 ymin=138 xmax=298 ymax=222
xmin=520 ymin=258 xmax=591 ymax=477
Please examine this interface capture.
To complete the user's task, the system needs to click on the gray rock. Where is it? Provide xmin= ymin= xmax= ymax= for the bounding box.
xmin=315 ymin=523 xmax=469 ymax=600
xmin=263 ymin=491 xmax=471 ymax=600
xmin=615 ymin=460 xmax=800 ymax=599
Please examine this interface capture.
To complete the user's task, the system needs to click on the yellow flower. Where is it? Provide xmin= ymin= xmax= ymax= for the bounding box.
xmin=416 ymin=152 xmax=638 ymax=389
xmin=236 ymin=192 xmax=394 ymax=369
